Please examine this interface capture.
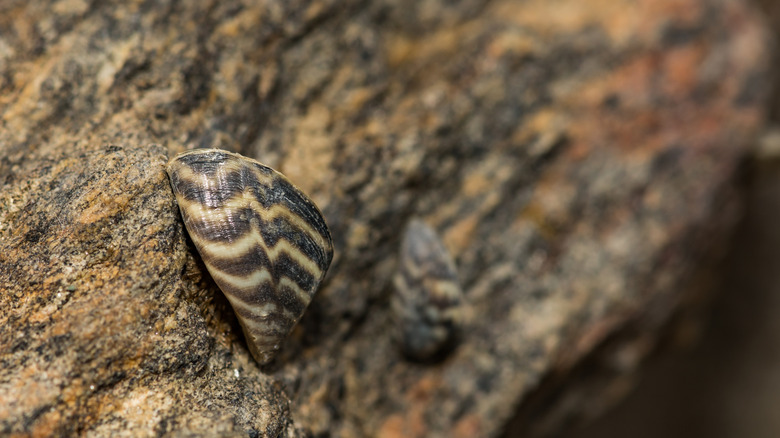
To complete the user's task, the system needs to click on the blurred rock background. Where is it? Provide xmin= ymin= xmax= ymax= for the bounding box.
xmin=571 ymin=1 xmax=780 ymax=437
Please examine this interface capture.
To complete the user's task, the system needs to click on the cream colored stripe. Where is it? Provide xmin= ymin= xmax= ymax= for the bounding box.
xmin=209 ymin=261 xmax=312 ymax=313
xmin=429 ymin=279 xmax=463 ymax=301
xmin=219 ymin=281 xmax=300 ymax=321
xmin=261 ymin=202 xmax=325 ymax=244
xmin=176 ymin=196 xmax=240 ymax=221
xmin=172 ymin=160 xmax=276 ymax=187
xmin=190 ymin=229 xmax=323 ymax=278
xmin=240 ymin=314 xmax=287 ymax=334
xmin=225 ymin=295 xmax=277 ymax=318
xmin=401 ymin=259 xmax=425 ymax=280
xmin=208 ymin=265 xmax=273 ymax=290
xmin=171 ymin=165 xmax=238 ymax=196
xmin=279 ymin=276 xmax=313 ymax=306
xmin=176 ymin=194 xmax=325 ymax=245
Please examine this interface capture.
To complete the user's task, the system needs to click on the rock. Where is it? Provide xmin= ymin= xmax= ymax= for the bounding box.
xmin=0 ymin=0 xmax=771 ymax=436
xmin=0 ymin=146 xmax=297 ymax=436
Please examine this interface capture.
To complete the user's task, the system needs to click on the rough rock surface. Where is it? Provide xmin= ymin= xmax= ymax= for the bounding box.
xmin=0 ymin=0 xmax=770 ymax=437
xmin=0 ymin=146 xmax=297 ymax=437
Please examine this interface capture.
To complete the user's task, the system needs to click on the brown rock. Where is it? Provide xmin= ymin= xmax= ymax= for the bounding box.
xmin=0 ymin=146 xmax=297 ymax=436
xmin=0 ymin=0 xmax=771 ymax=436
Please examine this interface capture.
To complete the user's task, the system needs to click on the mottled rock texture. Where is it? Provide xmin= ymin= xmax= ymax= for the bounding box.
xmin=0 ymin=0 xmax=770 ymax=437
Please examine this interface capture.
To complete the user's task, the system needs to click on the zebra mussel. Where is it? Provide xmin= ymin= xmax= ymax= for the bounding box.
xmin=393 ymin=219 xmax=464 ymax=362
xmin=166 ymin=149 xmax=333 ymax=365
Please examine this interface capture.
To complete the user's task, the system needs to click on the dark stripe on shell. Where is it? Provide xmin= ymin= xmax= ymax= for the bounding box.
xmin=205 ymin=245 xmax=317 ymax=293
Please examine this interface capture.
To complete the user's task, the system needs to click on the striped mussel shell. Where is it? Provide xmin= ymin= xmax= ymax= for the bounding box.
xmin=393 ymin=219 xmax=464 ymax=362
xmin=166 ymin=149 xmax=333 ymax=365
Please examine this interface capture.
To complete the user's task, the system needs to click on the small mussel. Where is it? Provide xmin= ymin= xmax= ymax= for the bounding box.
xmin=393 ymin=219 xmax=464 ymax=362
